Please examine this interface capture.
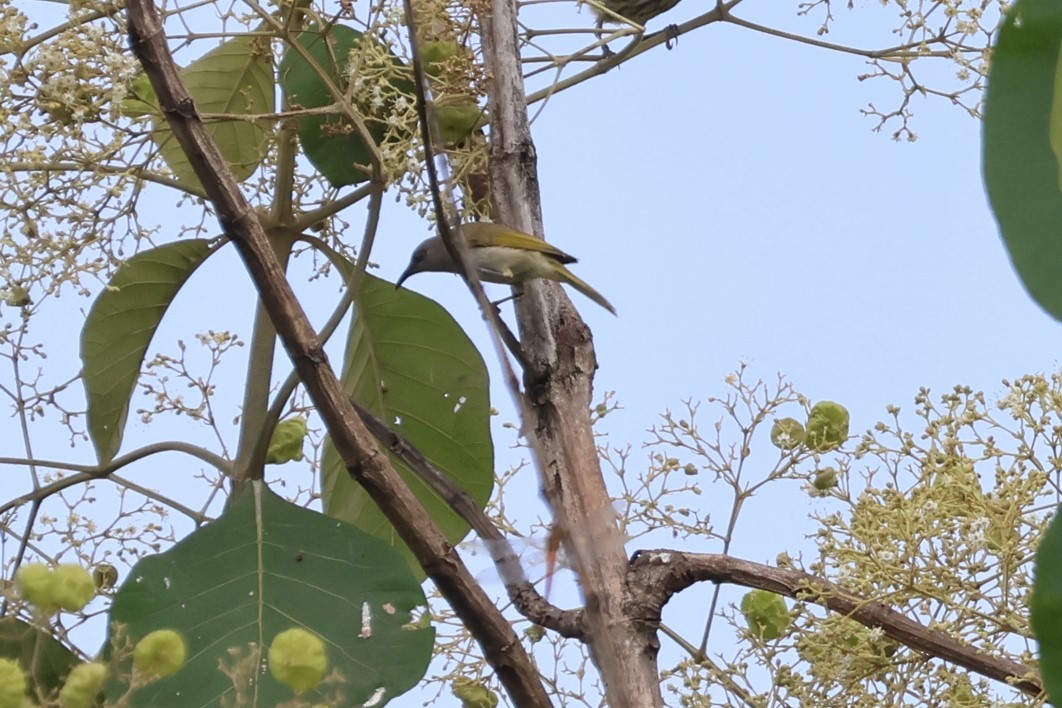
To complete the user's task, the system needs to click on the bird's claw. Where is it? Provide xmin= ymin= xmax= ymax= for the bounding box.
xmin=664 ymin=23 xmax=679 ymax=49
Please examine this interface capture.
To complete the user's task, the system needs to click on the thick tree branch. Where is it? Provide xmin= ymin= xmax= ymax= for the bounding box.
xmin=479 ymin=1 xmax=663 ymax=706
xmin=630 ymin=550 xmax=1043 ymax=699
xmin=122 ymin=7 xmax=550 ymax=705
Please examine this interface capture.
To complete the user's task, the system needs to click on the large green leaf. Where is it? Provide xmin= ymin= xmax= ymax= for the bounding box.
xmin=1032 ymin=506 xmax=1062 ymax=702
xmin=81 ymin=239 xmax=219 ymax=464
xmin=983 ymin=0 xmax=1062 ymax=321
xmin=0 ymin=617 xmax=80 ymax=702
xmin=105 ymin=482 xmax=433 ymax=707
xmin=279 ymin=25 xmax=412 ymax=187
xmin=152 ymin=35 xmax=275 ymax=193
xmin=322 ymin=273 xmax=493 ymax=568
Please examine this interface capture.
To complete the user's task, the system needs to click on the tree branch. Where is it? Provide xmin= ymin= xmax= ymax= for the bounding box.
xmin=122 ymin=6 xmax=550 ymax=705
xmin=630 ymin=550 xmax=1043 ymax=699
xmin=351 ymin=400 xmax=585 ymax=640
xmin=0 ymin=441 xmax=231 ymax=519
xmin=480 ymin=2 xmax=664 ymax=706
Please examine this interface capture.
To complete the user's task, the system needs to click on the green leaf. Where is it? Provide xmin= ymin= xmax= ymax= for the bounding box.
xmin=1032 ymin=505 xmax=1062 ymax=703
xmin=122 ymin=73 xmax=158 ymax=118
xmin=322 ymin=273 xmax=493 ymax=570
xmin=105 ymin=482 xmax=433 ymax=707
xmin=153 ymin=35 xmax=275 ymax=193
xmin=81 ymin=239 xmax=219 ymax=464
xmin=279 ymin=25 xmax=412 ymax=187
xmin=983 ymin=0 xmax=1062 ymax=321
xmin=0 ymin=617 xmax=80 ymax=702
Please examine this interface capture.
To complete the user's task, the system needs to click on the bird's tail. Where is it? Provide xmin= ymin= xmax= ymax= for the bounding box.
xmin=552 ymin=263 xmax=617 ymax=316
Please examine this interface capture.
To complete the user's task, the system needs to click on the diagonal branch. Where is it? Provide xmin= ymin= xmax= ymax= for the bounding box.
xmin=122 ymin=6 xmax=550 ymax=705
xmin=351 ymin=400 xmax=585 ymax=639
xmin=630 ymin=550 xmax=1043 ymax=699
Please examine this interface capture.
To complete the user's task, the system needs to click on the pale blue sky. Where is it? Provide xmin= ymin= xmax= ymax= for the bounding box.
xmin=372 ymin=8 xmax=1062 ymax=701
xmin=9 ymin=0 xmax=1057 ymax=703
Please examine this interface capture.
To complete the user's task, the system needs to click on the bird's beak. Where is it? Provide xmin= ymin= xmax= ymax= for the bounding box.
xmin=395 ymin=265 xmax=414 ymax=290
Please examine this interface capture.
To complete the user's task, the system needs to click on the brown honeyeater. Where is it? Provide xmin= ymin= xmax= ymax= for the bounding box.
xmin=397 ymin=222 xmax=616 ymax=315
xmin=592 ymin=0 xmax=681 ymax=27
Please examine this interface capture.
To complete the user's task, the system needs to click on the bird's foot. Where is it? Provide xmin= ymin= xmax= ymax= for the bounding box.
xmin=664 ymin=23 xmax=679 ymax=49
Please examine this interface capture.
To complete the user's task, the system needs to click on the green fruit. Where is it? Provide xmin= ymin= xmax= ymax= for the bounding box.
xmin=435 ymin=101 xmax=483 ymax=145
xmin=422 ymin=40 xmax=462 ymax=77
xmin=59 ymin=662 xmax=107 ymax=708
xmin=770 ymin=418 xmax=805 ymax=450
xmin=266 ymin=417 xmax=308 ymax=465
xmin=41 ymin=100 xmax=75 ymax=126
xmin=523 ymin=625 xmax=545 ymax=643
xmin=268 ymin=628 xmax=328 ymax=693
xmin=93 ymin=563 xmax=119 ymax=590
xmin=453 ymin=677 xmax=499 ymax=708
xmin=951 ymin=685 xmax=977 ymax=706
xmin=813 ymin=467 xmax=839 ymax=490
xmin=7 ymin=285 xmax=30 ymax=307
xmin=805 ymin=401 xmax=850 ymax=452
xmin=52 ymin=565 xmax=96 ymax=612
xmin=133 ymin=629 xmax=187 ymax=678
xmin=0 ymin=659 xmax=25 ymax=708
xmin=15 ymin=564 xmax=57 ymax=613
xmin=739 ymin=590 xmax=790 ymax=640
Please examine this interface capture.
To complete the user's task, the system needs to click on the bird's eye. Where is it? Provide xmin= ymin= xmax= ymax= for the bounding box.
xmin=413 ymin=248 xmax=426 ymax=263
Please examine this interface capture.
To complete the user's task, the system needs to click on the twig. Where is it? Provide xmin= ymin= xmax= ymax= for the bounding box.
xmin=0 ymin=441 xmax=232 ymax=517
xmin=351 ymin=400 xmax=584 ymax=639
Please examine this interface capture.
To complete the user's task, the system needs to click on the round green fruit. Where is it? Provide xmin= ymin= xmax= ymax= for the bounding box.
xmin=805 ymin=401 xmax=850 ymax=452
xmin=266 ymin=417 xmax=308 ymax=465
xmin=59 ymin=662 xmax=107 ymax=708
xmin=813 ymin=467 xmax=839 ymax=490
xmin=453 ymin=677 xmax=499 ymax=708
xmin=739 ymin=590 xmax=791 ymax=640
xmin=435 ymin=101 xmax=483 ymax=145
xmin=770 ymin=418 xmax=805 ymax=450
xmin=52 ymin=565 xmax=96 ymax=612
xmin=422 ymin=40 xmax=462 ymax=77
xmin=0 ymin=659 xmax=25 ymax=708
xmin=133 ymin=629 xmax=187 ymax=678
xmin=15 ymin=564 xmax=57 ymax=613
xmin=268 ymin=628 xmax=328 ymax=693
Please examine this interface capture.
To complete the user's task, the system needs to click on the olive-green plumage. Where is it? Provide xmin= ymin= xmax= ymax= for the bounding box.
xmin=592 ymin=0 xmax=681 ymax=27
xmin=397 ymin=222 xmax=616 ymax=315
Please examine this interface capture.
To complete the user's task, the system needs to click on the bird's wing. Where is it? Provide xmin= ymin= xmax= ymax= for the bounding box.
xmin=460 ymin=222 xmax=578 ymax=264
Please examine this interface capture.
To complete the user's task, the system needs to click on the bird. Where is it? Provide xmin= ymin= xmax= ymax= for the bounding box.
xmin=591 ymin=0 xmax=682 ymax=28
xmin=396 ymin=222 xmax=616 ymax=315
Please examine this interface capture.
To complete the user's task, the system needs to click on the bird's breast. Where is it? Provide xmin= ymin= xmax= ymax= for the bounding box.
xmin=471 ymin=246 xmax=558 ymax=284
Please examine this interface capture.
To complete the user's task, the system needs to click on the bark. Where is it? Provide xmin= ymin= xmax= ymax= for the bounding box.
xmin=478 ymin=2 xmax=665 ymax=705
xmin=630 ymin=550 xmax=1042 ymax=699
xmin=123 ymin=5 xmax=551 ymax=704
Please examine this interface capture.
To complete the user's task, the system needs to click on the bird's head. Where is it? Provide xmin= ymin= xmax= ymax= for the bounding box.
xmin=396 ymin=237 xmax=450 ymax=289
